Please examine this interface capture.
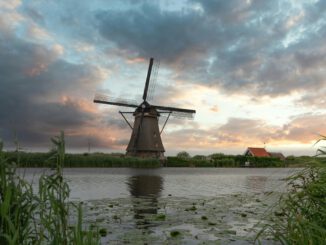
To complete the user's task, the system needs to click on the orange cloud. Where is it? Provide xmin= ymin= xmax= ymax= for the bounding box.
xmin=60 ymin=96 xmax=98 ymax=114
xmin=126 ymin=57 xmax=146 ymax=64
xmin=210 ymin=105 xmax=219 ymax=112
xmin=162 ymin=114 xmax=326 ymax=152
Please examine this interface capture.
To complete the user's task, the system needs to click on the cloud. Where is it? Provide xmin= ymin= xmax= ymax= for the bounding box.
xmin=94 ymin=0 xmax=326 ymax=99
xmin=0 ymin=29 xmax=107 ymax=149
xmin=96 ymin=3 xmax=215 ymax=62
xmin=281 ymin=114 xmax=326 ymax=143
xmin=297 ymin=90 xmax=326 ymax=108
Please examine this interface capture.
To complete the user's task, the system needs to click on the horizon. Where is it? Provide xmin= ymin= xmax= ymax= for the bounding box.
xmin=1 ymin=0 xmax=325 ymax=157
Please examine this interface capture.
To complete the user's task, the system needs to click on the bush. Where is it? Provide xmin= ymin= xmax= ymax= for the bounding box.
xmin=214 ymin=158 xmax=237 ymax=167
xmin=192 ymin=155 xmax=206 ymax=160
xmin=166 ymin=157 xmax=190 ymax=167
xmin=192 ymin=160 xmax=214 ymax=167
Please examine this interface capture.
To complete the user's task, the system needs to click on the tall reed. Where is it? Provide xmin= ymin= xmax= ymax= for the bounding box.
xmin=256 ymin=136 xmax=326 ymax=244
xmin=0 ymin=132 xmax=99 ymax=245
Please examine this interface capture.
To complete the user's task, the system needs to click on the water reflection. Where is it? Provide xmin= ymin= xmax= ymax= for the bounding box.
xmin=245 ymin=176 xmax=268 ymax=192
xmin=126 ymin=175 xmax=163 ymax=229
xmin=127 ymin=175 xmax=163 ymax=198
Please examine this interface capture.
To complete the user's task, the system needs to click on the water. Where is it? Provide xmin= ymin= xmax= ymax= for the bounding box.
xmin=19 ymin=168 xmax=299 ymax=244
xmin=20 ymin=168 xmax=297 ymax=200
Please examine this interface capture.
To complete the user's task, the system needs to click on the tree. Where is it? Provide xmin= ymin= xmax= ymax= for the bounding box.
xmin=176 ymin=151 xmax=190 ymax=159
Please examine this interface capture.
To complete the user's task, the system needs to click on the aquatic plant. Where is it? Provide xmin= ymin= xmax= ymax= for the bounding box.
xmin=201 ymin=216 xmax=208 ymax=220
xmin=0 ymin=132 xmax=99 ymax=245
xmin=170 ymin=230 xmax=181 ymax=237
xmin=155 ymin=214 xmax=166 ymax=221
xmin=98 ymin=228 xmax=107 ymax=237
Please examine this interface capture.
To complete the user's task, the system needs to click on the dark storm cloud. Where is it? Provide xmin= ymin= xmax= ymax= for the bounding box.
xmin=0 ymin=33 xmax=103 ymax=148
xmin=96 ymin=3 xmax=216 ymax=62
xmin=95 ymin=0 xmax=326 ymax=99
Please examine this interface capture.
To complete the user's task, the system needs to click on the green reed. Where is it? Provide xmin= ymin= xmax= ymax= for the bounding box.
xmin=256 ymin=136 xmax=326 ymax=244
xmin=0 ymin=132 xmax=99 ymax=245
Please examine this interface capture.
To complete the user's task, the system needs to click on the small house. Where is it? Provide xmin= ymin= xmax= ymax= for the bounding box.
xmin=244 ymin=147 xmax=270 ymax=157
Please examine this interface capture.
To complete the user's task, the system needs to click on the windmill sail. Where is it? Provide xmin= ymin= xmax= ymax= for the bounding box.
xmin=94 ymin=93 xmax=138 ymax=108
xmin=142 ymin=58 xmax=154 ymax=101
xmin=148 ymin=59 xmax=160 ymax=101
xmin=152 ymin=105 xmax=195 ymax=114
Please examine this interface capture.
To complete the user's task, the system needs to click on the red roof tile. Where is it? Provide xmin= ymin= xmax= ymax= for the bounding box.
xmin=247 ymin=147 xmax=270 ymax=157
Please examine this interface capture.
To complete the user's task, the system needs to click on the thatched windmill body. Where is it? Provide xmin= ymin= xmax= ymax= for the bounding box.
xmin=94 ymin=58 xmax=196 ymax=159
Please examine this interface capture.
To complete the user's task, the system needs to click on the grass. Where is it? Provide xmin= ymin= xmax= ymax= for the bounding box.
xmin=256 ymin=135 xmax=326 ymax=244
xmin=0 ymin=132 xmax=99 ymax=245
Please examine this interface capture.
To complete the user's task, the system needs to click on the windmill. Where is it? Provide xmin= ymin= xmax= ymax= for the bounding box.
xmin=93 ymin=58 xmax=196 ymax=159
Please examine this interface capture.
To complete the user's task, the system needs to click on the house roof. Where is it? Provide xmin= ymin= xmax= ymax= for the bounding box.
xmin=247 ymin=147 xmax=270 ymax=157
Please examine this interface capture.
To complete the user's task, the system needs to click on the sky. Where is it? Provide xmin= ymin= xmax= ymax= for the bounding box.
xmin=0 ymin=0 xmax=325 ymax=156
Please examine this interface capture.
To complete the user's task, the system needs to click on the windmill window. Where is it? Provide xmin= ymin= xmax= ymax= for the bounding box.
xmin=155 ymin=143 xmax=158 ymax=148
xmin=153 ymin=132 xmax=157 ymax=137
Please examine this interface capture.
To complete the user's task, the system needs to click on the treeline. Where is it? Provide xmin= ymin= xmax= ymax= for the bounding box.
xmin=166 ymin=154 xmax=285 ymax=167
xmin=3 ymin=151 xmax=326 ymax=168
xmin=169 ymin=153 xmax=326 ymax=167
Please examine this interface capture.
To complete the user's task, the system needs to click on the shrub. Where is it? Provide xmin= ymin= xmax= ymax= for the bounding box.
xmin=214 ymin=158 xmax=237 ymax=167
xmin=166 ymin=157 xmax=190 ymax=167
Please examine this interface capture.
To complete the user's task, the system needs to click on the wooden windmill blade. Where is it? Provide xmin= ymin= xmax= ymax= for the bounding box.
xmin=142 ymin=57 xmax=154 ymax=101
xmin=152 ymin=105 xmax=196 ymax=115
xmin=147 ymin=59 xmax=160 ymax=101
xmin=170 ymin=111 xmax=195 ymax=119
xmin=93 ymin=93 xmax=139 ymax=108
